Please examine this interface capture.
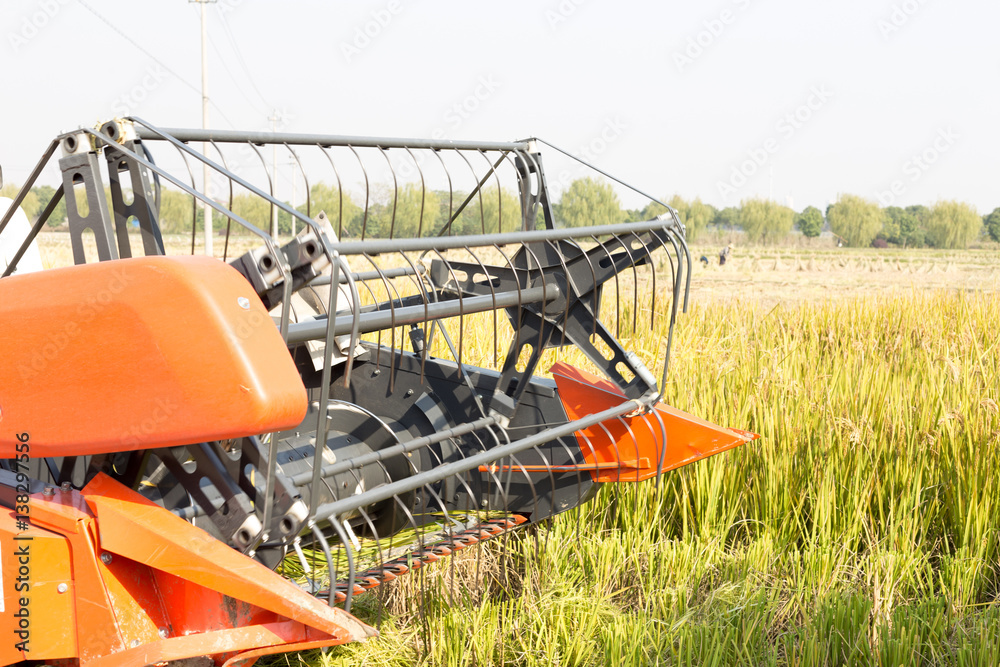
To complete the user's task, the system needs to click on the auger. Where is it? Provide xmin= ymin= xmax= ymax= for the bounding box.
xmin=0 ymin=118 xmax=756 ymax=666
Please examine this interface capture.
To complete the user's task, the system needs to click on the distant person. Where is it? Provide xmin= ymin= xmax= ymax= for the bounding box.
xmin=719 ymin=244 xmax=733 ymax=266
xmin=699 ymin=255 xmax=709 ymax=266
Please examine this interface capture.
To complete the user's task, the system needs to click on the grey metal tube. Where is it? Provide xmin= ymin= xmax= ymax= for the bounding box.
xmin=309 ymin=266 xmax=421 ymax=286
xmin=288 ymin=415 xmax=499 ymax=486
xmin=324 ymin=217 xmax=680 ymax=256
xmin=135 ymin=126 xmax=532 ymax=152
xmin=285 ymin=283 xmax=559 ymax=345
xmin=311 ymin=398 xmax=643 ymax=523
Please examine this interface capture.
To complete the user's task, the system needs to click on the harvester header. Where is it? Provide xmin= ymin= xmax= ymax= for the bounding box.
xmin=0 ymin=118 xmax=755 ymax=666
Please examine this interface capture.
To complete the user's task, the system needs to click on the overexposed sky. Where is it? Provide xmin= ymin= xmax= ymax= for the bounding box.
xmin=2 ymin=0 xmax=997 ymax=213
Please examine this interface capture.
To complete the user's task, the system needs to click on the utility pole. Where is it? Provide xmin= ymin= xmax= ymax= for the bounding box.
xmin=190 ymin=0 xmax=216 ymax=256
xmin=268 ymin=110 xmax=281 ymax=239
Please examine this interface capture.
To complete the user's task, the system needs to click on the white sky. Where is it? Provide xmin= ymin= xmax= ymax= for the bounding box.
xmin=2 ymin=0 xmax=997 ymax=213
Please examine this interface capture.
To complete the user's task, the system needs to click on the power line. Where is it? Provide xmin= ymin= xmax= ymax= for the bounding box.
xmin=75 ymin=0 xmax=237 ymax=128
xmin=188 ymin=4 xmax=268 ymax=117
xmin=216 ymin=9 xmax=275 ymax=112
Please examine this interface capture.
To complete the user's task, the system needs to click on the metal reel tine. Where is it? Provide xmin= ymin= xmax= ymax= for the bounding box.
xmin=316 ymin=144 xmax=346 ymax=239
xmin=402 ymin=147 xmax=427 ymax=237
xmin=345 ymin=145 xmax=369 ymax=240
xmin=162 ymin=140 xmax=198 ymax=255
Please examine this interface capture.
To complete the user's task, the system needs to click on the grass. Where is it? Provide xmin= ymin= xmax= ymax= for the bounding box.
xmin=29 ymin=232 xmax=1000 ymax=664
xmin=269 ymin=289 xmax=1000 ymax=667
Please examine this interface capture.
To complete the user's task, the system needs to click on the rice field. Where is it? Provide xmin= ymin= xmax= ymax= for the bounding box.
xmin=32 ymin=233 xmax=1000 ymax=665
xmin=296 ymin=251 xmax=999 ymax=666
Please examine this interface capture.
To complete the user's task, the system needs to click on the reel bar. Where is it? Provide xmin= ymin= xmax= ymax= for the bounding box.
xmin=136 ymin=125 xmax=534 ymax=153
xmin=285 ymin=283 xmax=559 ymax=345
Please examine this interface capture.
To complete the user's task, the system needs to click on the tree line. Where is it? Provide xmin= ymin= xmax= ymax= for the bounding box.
xmin=4 ymin=178 xmax=998 ymax=249
xmin=554 ymin=178 xmax=997 ymax=249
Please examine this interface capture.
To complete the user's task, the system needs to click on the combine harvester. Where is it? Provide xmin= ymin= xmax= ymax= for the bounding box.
xmin=0 ymin=119 xmax=755 ymax=666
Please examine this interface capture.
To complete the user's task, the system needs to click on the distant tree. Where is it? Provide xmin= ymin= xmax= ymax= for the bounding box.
xmin=740 ymin=198 xmax=795 ymax=244
xmin=685 ymin=198 xmax=715 ymax=241
xmin=554 ymin=178 xmax=622 ymax=228
xmin=0 ymin=184 xmax=40 ymax=221
xmin=640 ymin=200 xmax=668 ymax=219
xmin=906 ymin=204 xmax=930 ymax=228
xmin=877 ymin=211 xmax=900 ymax=243
xmin=796 ymin=206 xmax=823 ymax=238
xmin=229 ymin=192 xmax=269 ymax=235
xmin=623 ymin=208 xmax=645 ymax=222
xmin=30 ymin=185 xmax=67 ymax=226
xmin=306 ymin=182 xmax=362 ymax=238
xmin=366 ymin=183 xmax=441 ymax=238
xmin=983 ymin=207 xmax=1000 ymax=243
xmin=713 ymin=206 xmax=740 ymax=229
xmin=450 ymin=186 xmax=519 ymax=235
xmin=926 ymin=200 xmax=981 ymax=249
xmin=638 ymin=195 xmax=711 ymax=241
xmin=882 ymin=206 xmax=922 ymax=247
xmin=827 ymin=194 xmax=884 ymax=247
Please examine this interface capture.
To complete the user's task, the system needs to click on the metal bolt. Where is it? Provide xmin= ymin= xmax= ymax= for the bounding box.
xmin=373 ymin=369 xmax=381 ymax=376
xmin=60 ymin=481 xmax=72 ymax=492
xmin=42 ymin=486 xmax=55 ymax=496
xmin=405 ymin=388 xmax=414 ymax=397
xmin=57 ymin=583 xmax=68 ymax=594
xmin=131 ymin=639 xmax=141 ymax=648
xmin=237 ymin=296 xmax=250 ymax=310
xmin=100 ymin=553 xmax=113 ymax=565
xmin=158 ymin=627 xmax=168 ymax=639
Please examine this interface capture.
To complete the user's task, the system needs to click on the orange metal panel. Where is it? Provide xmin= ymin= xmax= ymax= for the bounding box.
xmin=550 ymin=362 xmax=758 ymax=483
xmin=0 ymin=510 xmax=76 ymax=666
xmin=82 ymin=621 xmax=329 ymax=667
xmin=80 ymin=473 xmax=376 ymax=644
xmin=22 ymin=486 xmax=129 ymax=662
xmin=0 ymin=256 xmax=307 ymax=457
xmin=0 ymin=475 xmax=374 ymax=667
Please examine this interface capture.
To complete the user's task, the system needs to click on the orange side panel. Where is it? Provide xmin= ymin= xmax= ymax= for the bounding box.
xmin=0 ymin=256 xmax=307 ymax=457
xmin=81 ymin=473 xmax=374 ymax=643
xmin=0 ymin=510 xmax=76 ymax=665
xmin=0 ymin=475 xmax=374 ymax=667
xmin=550 ymin=362 xmax=758 ymax=483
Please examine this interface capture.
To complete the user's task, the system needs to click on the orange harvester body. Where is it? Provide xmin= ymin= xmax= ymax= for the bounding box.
xmin=0 ymin=257 xmax=371 ymax=666
xmin=0 ymin=256 xmax=307 ymax=458
xmin=0 ymin=120 xmax=757 ymax=667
